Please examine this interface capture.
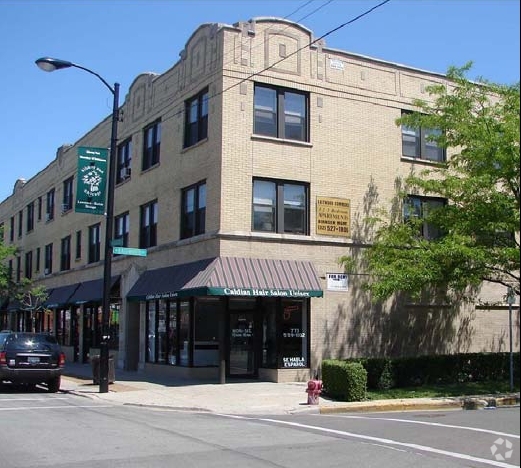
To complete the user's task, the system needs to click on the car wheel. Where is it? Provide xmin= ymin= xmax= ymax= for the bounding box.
xmin=47 ymin=376 xmax=61 ymax=393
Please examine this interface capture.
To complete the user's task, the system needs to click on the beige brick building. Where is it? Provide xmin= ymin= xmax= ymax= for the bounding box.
xmin=1 ymin=18 xmax=518 ymax=382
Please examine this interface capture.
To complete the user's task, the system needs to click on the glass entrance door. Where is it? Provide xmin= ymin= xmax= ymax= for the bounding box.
xmin=229 ymin=312 xmax=255 ymax=376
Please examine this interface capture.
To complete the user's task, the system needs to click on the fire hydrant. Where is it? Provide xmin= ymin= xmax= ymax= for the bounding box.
xmin=306 ymin=379 xmax=322 ymax=405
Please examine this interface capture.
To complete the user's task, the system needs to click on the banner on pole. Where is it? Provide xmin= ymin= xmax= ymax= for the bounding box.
xmin=75 ymin=146 xmax=108 ymax=215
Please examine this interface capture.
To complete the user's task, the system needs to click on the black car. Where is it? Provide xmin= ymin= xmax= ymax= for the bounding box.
xmin=0 ymin=332 xmax=65 ymax=392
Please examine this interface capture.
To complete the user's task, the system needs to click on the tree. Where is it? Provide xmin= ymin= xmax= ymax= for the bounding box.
xmin=0 ymin=226 xmax=17 ymax=305
xmin=16 ymin=279 xmax=49 ymax=333
xmin=342 ymin=64 xmax=520 ymax=302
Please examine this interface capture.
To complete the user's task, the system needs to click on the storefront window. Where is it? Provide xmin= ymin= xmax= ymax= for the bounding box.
xmin=280 ymin=300 xmax=308 ymax=369
xmin=147 ymin=301 xmax=156 ymax=362
xmin=108 ymin=303 xmax=120 ymax=350
xmin=193 ymin=298 xmax=220 ymax=366
xmin=157 ymin=301 xmax=167 ymax=363
xmin=168 ymin=303 xmax=177 ymax=365
xmin=178 ymin=301 xmax=190 ymax=366
xmin=262 ymin=299 xmax=277 ymax=368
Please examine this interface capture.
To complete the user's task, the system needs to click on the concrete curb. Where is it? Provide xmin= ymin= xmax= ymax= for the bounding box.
xmin=319 ymin=394 xmax=520 ymax=414
xmin=319 ymin=398 xmax=462 ymax=414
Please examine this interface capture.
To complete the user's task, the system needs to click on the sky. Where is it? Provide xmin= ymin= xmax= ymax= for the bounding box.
xmin=0 ymin=0 xmax=519 ymax=203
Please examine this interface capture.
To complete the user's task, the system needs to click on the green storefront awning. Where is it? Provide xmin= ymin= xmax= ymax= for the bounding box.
xmin=127 ymin=257 xmax=323 ymax=301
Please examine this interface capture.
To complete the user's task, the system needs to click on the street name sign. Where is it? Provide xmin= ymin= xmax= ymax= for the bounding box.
xmin=113 ymin=247 xmax=147 ymax=257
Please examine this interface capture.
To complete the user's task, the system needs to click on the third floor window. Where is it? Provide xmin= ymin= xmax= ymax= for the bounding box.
xmin=62 ymin=176 xmax=74 ymax=212
xmin=254 ymin=84 xmax=309 ymax=142
xmin=184 ymin=88 xmax=209 ymax=148
xmin=401 ymin=111 xmax=445 ymax=162
xmin=142 ymin=121 xmax=161 ymax=170
xmin=46 ymin=188 xmax=55 ymax=221
xmin=117 ymin=138 xmax=132 ymax=183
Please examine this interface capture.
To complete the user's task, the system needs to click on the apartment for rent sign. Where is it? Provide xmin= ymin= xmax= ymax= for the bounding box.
xmin=316 ymin=196 xmax=351 ymax=237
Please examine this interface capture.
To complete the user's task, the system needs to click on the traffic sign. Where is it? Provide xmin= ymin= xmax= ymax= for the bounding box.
xmin=113 ymin=247 xmax=147 ymax=257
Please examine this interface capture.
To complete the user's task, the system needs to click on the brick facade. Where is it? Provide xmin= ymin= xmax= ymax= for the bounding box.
xmin=1 ymin=18 xmax=518 ymax=380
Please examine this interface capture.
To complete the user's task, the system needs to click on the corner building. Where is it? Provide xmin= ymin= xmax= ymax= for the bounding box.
xmin=1 ymin=18 xmax=517 ymax=382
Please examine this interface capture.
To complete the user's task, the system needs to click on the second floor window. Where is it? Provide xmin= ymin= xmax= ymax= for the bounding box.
xmin=181 ymin=181 xmax=206 ymax=239
xmin=252 ymin=178 xmax=309 ymax=235
xmin=17 ymin=210 xmax=23 ymax=238
xmin=37 ymin=196 xmax=42 ymax=221
xmin=115 ymin=212 xmax=130 ymax=247
xmin=46 ymin=188 xmax=55 ymax=221
xmin=139 ymin=201 xmax=157 ymax=248
xmin=36 ymin=247 xmax=41 ymax=272
xmin=254 ymin=84 xmax=309 ymax=142
xmin=26 ymin=202 xmax=35 ymax=233
xmin=76 ymin=230 xmax=82 ymax=259
xmin=88 ymin=223 xmax=101 ymax=263
xmin=401 ymin=111 xmax=445 ymax=162
xmin=117 ymin=138 xmax=132 ymax=183
xmin=9 ymin=216 xmax=14 ymax=242
xmin=44 ymin=243 xmax=53 ymax=275
xmin=184 ymin=88 xmax=209 ymax=148
xmin=62 ymin=176 xmax=74 ymax=212
xmin=404 ymin=195 xmax=446 ymax=240
xmin=60 ymin=235 xmax=71 ymax=271
xmin=9 ymin=217 xmax=14 ymax=242
xmin=25 ymin=251 xmax=33 ymax=279
xmin=142 ymin=121 xmax=161 ymax=170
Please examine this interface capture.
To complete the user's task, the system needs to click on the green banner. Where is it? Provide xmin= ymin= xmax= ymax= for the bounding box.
xmin=75 ymin=146 xmax=108 ymax=215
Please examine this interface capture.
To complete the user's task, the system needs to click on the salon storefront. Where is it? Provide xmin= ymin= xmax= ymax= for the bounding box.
xmin=127 ymin=257 xmax=323 ymax=381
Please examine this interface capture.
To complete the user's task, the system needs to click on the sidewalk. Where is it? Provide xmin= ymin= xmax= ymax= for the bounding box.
xmin=60 ymin=362 xmax=520 ymax=416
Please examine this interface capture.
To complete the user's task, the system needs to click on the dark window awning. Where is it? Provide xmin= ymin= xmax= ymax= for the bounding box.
xmin=44 ymin=283 xmax=81 ymax=308
xmin=68 ymin=276 xmax=120 ymax=304
xmin=127 ymin=257 xmax=323 ymax=301
xmin=6 ymin=299 xmax=23 ymax=312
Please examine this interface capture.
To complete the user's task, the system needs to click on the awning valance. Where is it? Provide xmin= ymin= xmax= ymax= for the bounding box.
xmin=68 ymin=276 xmax=120 ymax=304
xmin=44 ymin=283 xmax=81 ymax=308
xmin=127 ymin=257 xmax=323 ymax=301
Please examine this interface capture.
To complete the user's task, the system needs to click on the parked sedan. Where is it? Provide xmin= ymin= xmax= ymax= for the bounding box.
xmin=0 ymin=332 xmax=65 ymax=392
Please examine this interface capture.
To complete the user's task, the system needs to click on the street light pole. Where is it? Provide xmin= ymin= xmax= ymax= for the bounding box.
xmin=506 ymin=287 xmax=516 ymax=393
xmin=35 ymin=57 xmax=119 ymax=393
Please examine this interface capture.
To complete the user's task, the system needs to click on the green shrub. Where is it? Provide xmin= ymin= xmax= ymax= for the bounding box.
xmin=322 ymin=359 xmax=367 ymax=401
xmin=356 ymin=352 xmax=519 ymax=389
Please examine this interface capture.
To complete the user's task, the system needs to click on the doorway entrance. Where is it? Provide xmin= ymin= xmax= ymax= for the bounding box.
xmin=229 ymin=312 xmax=256 ymax=377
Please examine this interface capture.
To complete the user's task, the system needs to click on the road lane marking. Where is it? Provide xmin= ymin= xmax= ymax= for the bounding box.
xmin=0 ymin=405 xmax=113 ymax=411
xmin=218 ymin=414 xmax=518 ymax=468
xmin=0 ymin=397 xmax=69 ymax=402
xmin=330 ymin=415 xmax=520 ymax=439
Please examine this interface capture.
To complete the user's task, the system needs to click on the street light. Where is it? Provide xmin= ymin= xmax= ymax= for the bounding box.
xmin=506 ymin=287 xmax=516 ymax=392
xmin=36 ymin=57 xmax=119 ymax=393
